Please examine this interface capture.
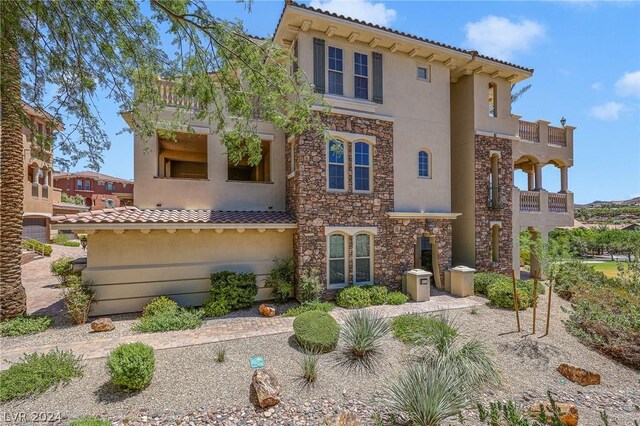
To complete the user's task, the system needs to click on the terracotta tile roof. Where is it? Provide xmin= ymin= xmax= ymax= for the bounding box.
xmin=53 ymin=170 xmax=134 ymax=185
xmin=278 ymin=1 xmax=533 ymax=74
xmin=52 ymin=206 xmax=295 ymax=226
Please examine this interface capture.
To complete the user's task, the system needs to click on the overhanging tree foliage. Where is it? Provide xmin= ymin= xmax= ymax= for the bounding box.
xmin=0 ymin=0 xmax=322 ymax=319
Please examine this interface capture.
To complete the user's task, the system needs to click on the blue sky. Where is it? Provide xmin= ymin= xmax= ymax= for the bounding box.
xmin=61 ymin=0 xmax=640 ymax=204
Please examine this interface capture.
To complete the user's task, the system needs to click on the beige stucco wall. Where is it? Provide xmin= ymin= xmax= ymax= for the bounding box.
xmin=82 ymin=228 xmax=294 ymax=315
xmin=296 ymin=31 xmax=452 ymax=213
xmin=134 ymin=112 xmax=287 ymax=210
xmin=473 ymin=73 xmax=517 ymax=137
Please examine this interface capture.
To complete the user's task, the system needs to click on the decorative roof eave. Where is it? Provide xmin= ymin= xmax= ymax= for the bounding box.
xmin=386 ymin=212 xmax=462 ymax=220
xmin=50 ymin=222 xmax=297 ymax=232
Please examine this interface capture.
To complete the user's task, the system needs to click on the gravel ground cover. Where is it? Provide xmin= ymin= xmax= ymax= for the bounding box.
xmin=2 ymin=292 xmax=639 ymax=425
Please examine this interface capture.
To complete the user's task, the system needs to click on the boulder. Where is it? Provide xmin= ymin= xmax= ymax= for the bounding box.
xmin=557 ymin=363 xmax=601 ymax=386
xmin=90 ymin=317 xmax=115 ymax=332
xmin=259 ymin=304 xmax=276 ymax=317
xmin=529 ymin=402 xmax=578 ymax=426
xmin=250 ymin=369 xmax=281 ymax=408
xmin=321 ymin=412 xmax=361 ymax=426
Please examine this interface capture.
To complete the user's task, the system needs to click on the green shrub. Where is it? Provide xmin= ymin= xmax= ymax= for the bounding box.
xmin=554 ymin=261 xmax=611 ymax=301
xmin=62 ymin=273 xmax=83 ymax=288
xmin=336 ymin=286 xmax=371 ymax=309
xmin=142 ymin=296 xmax=178 ymax=318
xmin=107 ymin=342 xmax=155 ymax=391
xmin=298 ymin=268 xmax=322 ymax=302
xmin=392 ymin=313 xmax=458 ymax=346
xmin=486 ymin=279 xmax=543 ymax=310
xmin=266 ymin=257 xmax=294 ymax=302
xmin=283 ymin=300 xmax=334 ymax=317
xmin=206 ymin=271 xmax=257 ymax=312
xmin=62 ymin=280 xmax=95 ymax=324
xmin=0 ymin=315 xmax=52 ymax=337
xmin=365 ymin=285 xmax=388 ymax=305
xmin=0 ymin=349 xmax=83 ymax=402
xmin=133 ymin=308 xmax=202 ymax=332
xmin=21 ymin=239 xmax=52 ymax=256
xmin=52 ymin=233 xmax=70 ymax=245
xmin=63 ymin=240 xmax=81 ymax=247
xmin=297 ymin=351 xmax=319 ymax=384
xmin=50 ymin=256 xmax=74 ymax=283
xmin=203 ymin=300 xmax=231 ymax=317
xmin=293 ymin=310 xmax=340 ymax=353
xmin=67 ymin=417 xmax=110 ymax=426
xmin=386 ymin=291 xmax=409 ymax=305
xmin=474 ymin=272 xmax=510 ymax=295
xmin=340 ymin=310 xmax=389 ymax=361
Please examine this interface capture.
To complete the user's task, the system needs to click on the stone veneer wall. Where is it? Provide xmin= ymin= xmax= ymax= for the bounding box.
xmin=286 ymin=112 xmax=453 ymax=295
xmin=474 ymin=134 xmax=513 ymax=274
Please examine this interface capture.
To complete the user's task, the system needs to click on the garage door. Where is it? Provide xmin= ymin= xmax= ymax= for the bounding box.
xmin=23 ymin=217 xmax=48 ymax=243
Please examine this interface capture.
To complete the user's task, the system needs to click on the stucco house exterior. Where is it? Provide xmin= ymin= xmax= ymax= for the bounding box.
xmin=52 ymin=1 xmax=574 ymax=315
xmin=53 ymin=171 xmax=134 ymax=210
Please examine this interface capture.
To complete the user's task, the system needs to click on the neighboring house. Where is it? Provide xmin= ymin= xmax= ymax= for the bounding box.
xmin=53 ymin=171 xmax=134 ymax=210
xmin=52 ymin=1 xmax=575 ymax=315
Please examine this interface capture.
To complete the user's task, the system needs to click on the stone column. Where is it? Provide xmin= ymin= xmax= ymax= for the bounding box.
xmin=534 ymin=164 xmax=543 ymax=191
xmin=560 ymin=167 xmax=568 ymax=193
xmin=527 ymin=171 xmax=534 ymax=191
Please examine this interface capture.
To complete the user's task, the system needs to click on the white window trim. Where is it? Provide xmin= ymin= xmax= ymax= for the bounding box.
xmin=327 ymin=232 xmax=349 ymax=289
xmin=353 ymin=232 xmax=374 ymax=285
xmin=418 ymin=149 xmax=432 ymax=179
xmin=352 ymin=140 xmax=373 ymax=193
xmin=327 ymin=45 xmax=344 ymax=96
xmin=353 ymin=51 xmax=369 ymax=100
xmin=327 ymin=138 xmax=348 ymax=192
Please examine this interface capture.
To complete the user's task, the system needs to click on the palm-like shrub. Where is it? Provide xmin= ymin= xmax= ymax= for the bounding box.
xmin=340 ymin=310 xmax=389 ymax=360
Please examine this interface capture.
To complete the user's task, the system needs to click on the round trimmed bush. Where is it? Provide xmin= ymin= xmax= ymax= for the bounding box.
xmin=474 ymin=272 xmax=509 ymax=296
xmin=336 ymin=286 xmax=371 ymax=309
xmin=486 ymin=279 xmax=544 ymax=310
xmin=107 ymin=343 xmax=155 ymax=391
xmin=293 ymin=310 xmax=340 ymax=353
xmin=366 ymin=286 xmax=388 ymax=305
xmin=142 ymin=296 xmax=178 ymax=318
xmin=386 ymin=291 xmax=409 ymax=305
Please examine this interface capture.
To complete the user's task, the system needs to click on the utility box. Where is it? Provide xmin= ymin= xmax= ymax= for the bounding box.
xmin=444 ymin=270 xmax=451 ymax=293
xmin=450 ymin=266 xmax=476 ymax=297
xmin=404 ymin=269 xmax=432 ymax=302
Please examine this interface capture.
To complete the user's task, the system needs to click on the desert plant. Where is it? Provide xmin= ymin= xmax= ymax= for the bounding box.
xmin=133 ymin=308 xmax=203 ymax=333
xmin=50 ymin=256 xmax=74 ymax=283
xmin=365 ymin=285 xmax=388 ymax=305
xmin=203 ymin=299 xmax=231 ymax=317
xmin=266 ymin=256 xmax=295 ymax=302
xmin=386 ymin=291 xmax=409 ymax=305
xmin=63 ymin=240 xmax=81 ymax=247
xmin=477 ymin=392 xmax=581 ymax=426
xmin=474 ymin=272 xmax=509 ymax=296
xmin=68 ymin=418 xmax=111 ymax=426
xmin=336 ymin=286 xmax=371 ymax=309
xmin=142 ymin=296 xmax=178 ymax=318
xmin=0 ymin=350 xmax=83 ymax=402
xmin=0 ymin=315 xmax=52 ymax=337
xmin=486 ymin=279 xmax=543 ymax=310
xmin=62 ymin=280 xmax=95 ymax=324
xmin=107 ymin=342 xmax=155 ymax=391
xmin=206 ymin=271 xmax=257 ymax=312
xmin=215 ymin=346 xmax=226 ymax=362
xmin=340 ymin=310 xmax=389 ymax=363
xmin=297 ymin=351 xmax=319 ymax=384
xmin=392 ymin=313 xmax=458 ymax=346
xmin=21 ymin=239 xmax=53 ymax=256
xmin=283 ymin=300 xmax=334 ymax=317
xmin=298 ymin=268 xmax=322 ymax=302
xmin=52 ymin=233 xmax=70 ymax=245
xmin=293 ymin=310 xmax=340 ymax=353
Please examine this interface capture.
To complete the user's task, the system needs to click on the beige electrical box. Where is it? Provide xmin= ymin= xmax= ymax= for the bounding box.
xmin=404 ymin=269 xmax=432 ymax=302
xmin=450 ymin=266 xmax=476 ymax=297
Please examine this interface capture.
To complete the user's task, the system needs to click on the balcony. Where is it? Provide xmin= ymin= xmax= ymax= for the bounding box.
xmin=158 ymin=79 xmax=201 ymax=110
xmin=513 ymin=187 xmax=573 ymax=228
xmin=518 ymin=119 xmax=570 ymax=147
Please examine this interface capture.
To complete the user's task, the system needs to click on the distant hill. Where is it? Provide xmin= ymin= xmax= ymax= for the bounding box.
xmin=575 ymin=197 xmax=640 ymax=224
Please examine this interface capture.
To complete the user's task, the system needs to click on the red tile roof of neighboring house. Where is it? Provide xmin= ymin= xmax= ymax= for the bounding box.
xmin=53 ymin=170 xmax=134 ymax=185
xmin=52 ymin=206 xmax=295 ymax=226
xmin=278 ymin=1 xmax=534 ymax=74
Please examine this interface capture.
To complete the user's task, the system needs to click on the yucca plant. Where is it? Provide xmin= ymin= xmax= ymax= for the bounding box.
xmin=339 ymin=310 xmax=390 ymax=370
xmin=297 ymin=351 xmax=319 ymax=385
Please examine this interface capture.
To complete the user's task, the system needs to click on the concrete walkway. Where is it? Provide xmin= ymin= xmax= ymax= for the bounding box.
xmin=0 ymin=290 xmax=484 ymax=369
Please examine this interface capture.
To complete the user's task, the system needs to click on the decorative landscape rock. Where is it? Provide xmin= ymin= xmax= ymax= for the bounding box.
xmin=529 ymin=402 xmax=578 ymax=426
xmin=321 ymin=412 xmax=361 ymax=426
xmin=557 ymin=363 xmax=601 ymax=386
xmin=90 ymin=317 xmax=115 ymax=332
xmin=259 ymin=304 xmax=276 ymax=317
xmin=250 ymin=368 xmax=281 ymax=408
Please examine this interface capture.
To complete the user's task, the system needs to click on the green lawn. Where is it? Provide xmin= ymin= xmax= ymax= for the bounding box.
xmin=590 ymin=261 xmax=628 ymax=278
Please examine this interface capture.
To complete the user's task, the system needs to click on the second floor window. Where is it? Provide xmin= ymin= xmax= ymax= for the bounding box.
xmin=418 ymin=151 xmax=430 ymax=178
xmin=228 ymin=140 xmax=271 ymax=182
xmin=354 ymin=141 xmax=371 ymax=192
xmin=76 ymin=179 xmax=83 ymax=190
xmin=328 ymin=46 xmax=343 ymax=95
xmin=328 ymin=139 xmax=345 ymax=190
xmin=354 ymin=52 xmax=368 ymax=99
xmin=106 ymin=182 xmax=114 ymax=191
xmin=489 ymin=83 xmax=497 ymax=117
xmin=84 ymin=180 xmax=91 ymax=190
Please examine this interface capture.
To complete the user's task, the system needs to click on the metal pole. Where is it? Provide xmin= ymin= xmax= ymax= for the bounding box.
xmin=532 ymin=273 xmax=538 ymax=335
xmin=512 ymin=269 xmax=521 ymax=332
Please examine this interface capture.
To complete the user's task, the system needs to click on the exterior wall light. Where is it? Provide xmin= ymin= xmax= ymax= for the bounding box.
xmin=560 ymin=116 xmax=567 ymax=127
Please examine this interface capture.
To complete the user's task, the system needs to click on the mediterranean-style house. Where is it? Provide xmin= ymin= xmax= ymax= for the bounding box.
xmin=53 ymin=171 xmax=134 ymax=210
xmin=52 ymin=1 xmax=574 ymax=315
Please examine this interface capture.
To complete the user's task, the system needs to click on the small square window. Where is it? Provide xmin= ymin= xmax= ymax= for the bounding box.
xmin=417 ymin=66 xmax=429 ymax=81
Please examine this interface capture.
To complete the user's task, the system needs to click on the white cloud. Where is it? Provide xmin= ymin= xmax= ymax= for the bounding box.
xmin=615 ymin=70 xmax=640 ymax=98
xmin=464 ymin=16 xmax=545 ymax=61
xmin=589 ymin=101 xmax=624 ymax=121
xmin=591 ymin=82 xmax=602 ymax=91
xmin=309 ymin=0 xmax=397 ymax=27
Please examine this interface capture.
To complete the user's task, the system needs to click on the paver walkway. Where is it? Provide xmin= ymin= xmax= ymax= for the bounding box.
xmin=0 ymin=290 xmax=484 ymax=369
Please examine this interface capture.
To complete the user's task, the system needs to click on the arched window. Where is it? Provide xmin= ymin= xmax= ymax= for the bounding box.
xmin=328 ymin=233 xmax=347 ymax=287
xmin=353 ymin=141 xmax=371 ymax=192
xmin=488 ymin=83 xmax=497 ymax=117
xmin=418 ymin=150 xmax=430 ymax=178
xmin=354 ymin=233 xmax=373 ymax=284
xmin=327 ymin=139 xmax=345 ymax=190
